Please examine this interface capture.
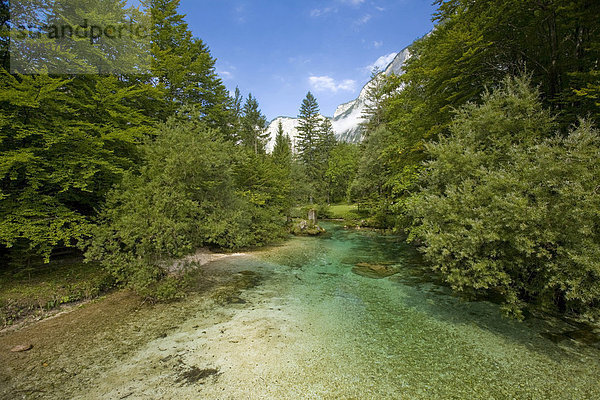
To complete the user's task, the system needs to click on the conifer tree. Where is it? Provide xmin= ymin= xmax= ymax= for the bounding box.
xmin=318 ymin=118 xmax=336 ymax=164
xmin=296 ymin=92 xmax=321 ymax=173
xmin=272 ymin=121 xmax=292 ymax=166
xmin=296 ymin=92 xmax=322 ymax=202
xmin=240 ymin=94 xmax=268 ymax=154
xmin=148 ymin=0 xmax=232 ymax=130
xmin=361 ymin=67 xmax=388 ymax=135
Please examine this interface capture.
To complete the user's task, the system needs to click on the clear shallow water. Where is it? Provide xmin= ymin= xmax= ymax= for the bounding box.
xmin=2 ymin=222 xmax=600 ymax=399
xmin=241 ymin=222 xmax=600 ymax=399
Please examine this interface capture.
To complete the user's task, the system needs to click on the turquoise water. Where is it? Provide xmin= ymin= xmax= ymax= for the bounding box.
xmin=208 ymin=221 xmax=600 ymax=399
xmin=2 ymin=222 xmax=599 ymax=399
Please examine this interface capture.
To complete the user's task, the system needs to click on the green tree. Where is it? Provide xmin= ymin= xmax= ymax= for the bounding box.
xmin=325 ymin=143 xmax=360 ymax=203
xmin=0 ymin=0 xmax=162 ymax=268
xmin=240 ymin=93 xmax=268 ymax=154
xmin=296 ymin=92 xmax=340 ymax=203
xmin=270 ymin=121 xmax=293 ymax=219
xmin=272 ymin=121 xmax=292 ymax=166
xmin=407 ymin=76 xmax=600 ymax=319
xmin=86 ymin=110 xmax=287 ymax=295
xmin=148 ymin=0 xmax=232 ymax=129
xmin=361 ymin=67 xmax=388 ymax=134
xmin=296 ymin=92 xmax=321 ymax=180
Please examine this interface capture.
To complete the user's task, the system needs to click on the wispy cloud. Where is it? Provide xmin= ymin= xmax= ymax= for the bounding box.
xmin=355 ymin=14 xmax=372 ymax=26
xmin=288 ymin=55 xmax=312 ymax=65
xmin=311 ymin=0 xmax=365 ymax=18
xmin=309 ymin=76 xmax=357 ymax=93
xmin=234 ymin=4 xmax=246 ymax=23
xmin=339 ymin=0 xmax=365 ymax=5
xmin=373 ymin=41 xmax=383 ymax=48
xmin=218 ymin=70 xmax=234 ymax=80
xmin=310 ymin=7 xmax=336 ymax=17
xmin=363 ymin=52 xmax=397 ymax=74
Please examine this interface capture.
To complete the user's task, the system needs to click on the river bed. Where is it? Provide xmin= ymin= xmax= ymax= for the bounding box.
xmin=1 ymin=222 xmax=599 ymax=399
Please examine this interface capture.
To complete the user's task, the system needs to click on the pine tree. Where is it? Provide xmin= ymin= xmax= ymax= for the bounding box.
xmin=272 ymin=121 xmax=292 ymax=166
xmin=318 ymin=118 xmax=336 ymax=164
xmin=148 ymin=0 xmax=232 ymax=130
xmin=361 ymin=67 xmax=388 ymax=135
xmin=240 ymin=94 xmax=268 ymax=154
xmin=296 ymin=92 xmax=321 ymax=173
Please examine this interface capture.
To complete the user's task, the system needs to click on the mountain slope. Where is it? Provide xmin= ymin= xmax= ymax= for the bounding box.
xmin=266 ymin=45 xmax=412 ymax=150
xmin=331 ymin=46 xmax=411 ymax=143
xmin=265 ymin=115 xmax=328 ymax=153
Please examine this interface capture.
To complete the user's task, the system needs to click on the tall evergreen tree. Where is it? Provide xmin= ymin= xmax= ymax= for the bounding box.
xmin=296 ymin=92 xmax=321 ymax=173
xmin=361 ymin=67 xmax=388 ymax=135
xmin=148 ymin=0 xmax=232 ymax=130
xmin=272 ymin=121 xmax=292 ymax=166
xmin=318 ymin=118 xmax=336 ymax=163
xmin=240 ymin=93 xmax=268 ymax=154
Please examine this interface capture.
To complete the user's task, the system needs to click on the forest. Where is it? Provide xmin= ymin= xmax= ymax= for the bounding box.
xmin=1 ymin=0 xmax=599 ymax=323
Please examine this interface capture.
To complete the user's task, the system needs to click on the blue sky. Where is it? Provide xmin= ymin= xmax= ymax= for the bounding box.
xmin=178 ymin=0 xmax=436 ymax=120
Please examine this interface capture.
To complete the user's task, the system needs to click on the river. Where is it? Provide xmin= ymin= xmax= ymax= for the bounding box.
xmin=1 ymin=222 xmax=599 ymax=399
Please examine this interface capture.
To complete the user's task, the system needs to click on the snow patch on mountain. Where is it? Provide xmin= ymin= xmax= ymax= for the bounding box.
xmin=266 ymin=44 xmax=413 ymax=150
xmin=265 ymin=115 xmax=328 ymax=153
xmin=329 ymin=45 xmax=411 ymax=143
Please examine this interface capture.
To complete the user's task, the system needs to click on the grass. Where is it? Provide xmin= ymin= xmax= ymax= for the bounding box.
xmin=325 ymin=204 xmax=362 ymax=220
xmin=291 ymin=203 xmax=370 ymax=225
xmin=0 ymin=260 xmax=115 ymax=328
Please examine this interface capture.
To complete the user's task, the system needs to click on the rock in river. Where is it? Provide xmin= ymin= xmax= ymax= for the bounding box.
xmin=10 ymin=344 xmax=33 ymax=353
xmin=352 ymin=262 xmax=399 ymax=279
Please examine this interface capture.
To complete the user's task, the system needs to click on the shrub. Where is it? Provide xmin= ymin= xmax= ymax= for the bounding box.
xmin=407 ymin=76 xmax=600 ymax=319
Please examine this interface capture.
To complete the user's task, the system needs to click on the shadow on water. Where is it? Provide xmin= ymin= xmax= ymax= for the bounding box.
xmin=318 ymin=222 xmax=600 ymax=362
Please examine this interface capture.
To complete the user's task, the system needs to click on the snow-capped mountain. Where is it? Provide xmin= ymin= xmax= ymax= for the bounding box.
xmin=266 ymin=45 xmax=411 ymax=150
xmin=331 ymin=46 xmax=411 ymax=143
xmin=265 ymin=117 xmax=300 ymax=153
xmin=265 ymin=115 xmax=328 ymax=153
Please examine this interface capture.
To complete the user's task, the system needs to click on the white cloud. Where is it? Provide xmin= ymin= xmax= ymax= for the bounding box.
xmin=310 ymin=7 xmax=336 ymax=17
xmin=234 ymin=4 xmax=246 ymax=23
xmin=355 ymin=14 xmax=372 ymax=25
xmin=339 ymin=0 xmax=365 ymax=5
xmin=288 ymin=55 xmax=311 ymax=65
xmin=218 ymin=70 xmax=234 ymax=80
xmin=309 ymin=76 xmax=357 ymax=93
xmin=363 ymin=52 xmax=397 ymax=74
xmin=373 ymin=41 xmax=383 ymax=48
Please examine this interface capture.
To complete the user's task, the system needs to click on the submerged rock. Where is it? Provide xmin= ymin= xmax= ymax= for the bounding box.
xmin=176 ymin=366 xmax=220 ymax=385
xmin=211 ymin=271 xmax=260 ymax=305
xmin=352 ymin=262 xmax=399 ymax=279
xmin=291 ymin=220 xmax=326 ymax=236
xmin=10 ymin=344 xmax=33 ymax=353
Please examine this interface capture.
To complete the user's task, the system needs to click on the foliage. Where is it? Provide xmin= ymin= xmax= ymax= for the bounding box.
xmin=407 ymin=77 xmax=600 ymax=319
xmin=148 ymin=0 xmax=233 ymax=131
xmin=295 ymin=92 xmax=339 ymax=203
xmin=0 ymin=260 xmax=114 ymax=327
xmin=0 ymin=71 xmax=159 ymax=262
xmin=352 ymin=0 xmax=600 ymax=232
xmin=271 ymin=121 xmax=293 ymax=216
xmin=272 ymin=121 xmax=292 ymax=166
xmin=296 ymin=91 xmax=322 ymax=184
xmin=86 ymin=112 xmax=288 ymax=296
xmin=239 ymin=93 xmax=269 ymax=153
xmin=325 ymin=142 xmax=360 ymax=203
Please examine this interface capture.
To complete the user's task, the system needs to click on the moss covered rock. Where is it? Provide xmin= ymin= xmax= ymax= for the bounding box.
xmin=291 ymin=220 xmax=326 ymax=236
